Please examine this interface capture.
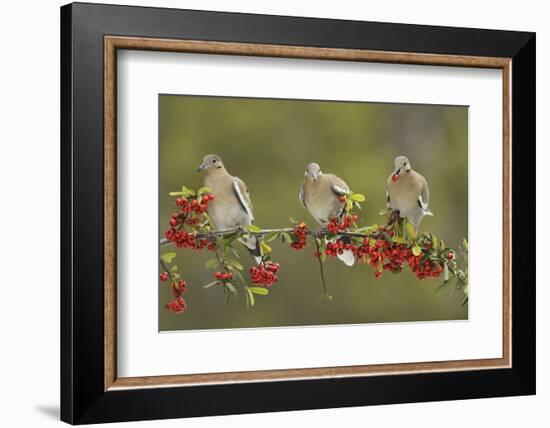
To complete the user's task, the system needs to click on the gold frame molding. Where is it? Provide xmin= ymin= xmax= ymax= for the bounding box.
xmin=104 ymin=36 xmax=512 ymax=391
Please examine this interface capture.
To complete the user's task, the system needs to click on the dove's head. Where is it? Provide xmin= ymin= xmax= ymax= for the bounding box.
xmin=391 ymin=156 xmax=411 ymax=181
xmin=305 ymin=162 xmax=322 ymax=182
xmin=197 ymin=154 xmax=224 ymax=172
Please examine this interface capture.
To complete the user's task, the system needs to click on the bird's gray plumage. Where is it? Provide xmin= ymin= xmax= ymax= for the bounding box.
xmin=386 ymin=155 xmax=433 ymax=231
xmin=300 ymin=162 xmax=355 ymax=266
xmin=197 ymin=154 xmax=260 ymax=262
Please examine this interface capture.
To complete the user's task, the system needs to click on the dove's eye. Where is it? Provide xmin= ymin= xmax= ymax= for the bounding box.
xmin=212 ymin=159 xmax=217 ymax=163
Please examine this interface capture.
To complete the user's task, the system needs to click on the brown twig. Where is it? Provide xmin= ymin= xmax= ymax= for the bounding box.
xmin=159 ymin=258 xmax=176 ymax=285
xmin=313 ymin=238 xmax=328 ymax=297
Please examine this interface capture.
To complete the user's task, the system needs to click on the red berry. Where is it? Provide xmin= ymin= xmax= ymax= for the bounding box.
xmin=338 ymin=195 xmax=346 ymax=203
xmin=160 ymin=272 xmax=168 ymax=282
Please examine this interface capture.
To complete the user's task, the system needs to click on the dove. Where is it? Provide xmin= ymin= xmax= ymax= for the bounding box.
xmin=386 ymin=155 xmax=433 ymax=231
xmin=197 ymin=154 xmax=260 ymax=262
xmin=299 ymin=162 xmax=355 ymax=266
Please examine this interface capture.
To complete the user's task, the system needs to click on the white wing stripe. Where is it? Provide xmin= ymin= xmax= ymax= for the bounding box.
xmin=418 ymin=194 xmax=428 ymax=209
xmin=232 ymin=179 xmax=254 ymax=221
xmin=299 ymin=186 xmax=306 ymax=208
xmin=331 ymin=184 xmax=348 ymax=196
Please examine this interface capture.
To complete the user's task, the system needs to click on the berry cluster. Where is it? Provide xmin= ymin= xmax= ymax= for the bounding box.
xmin=175 ymin=194 xmax=214 ymax=214
xmin=324 ymin=239 xmax=353 ymax=257
xmin=290 ymin=222 xmax=308 ymax=250
xmin=214 ymin=271 xmax=233 ymax=281
xmin=161 ymin=272 xmax=188 ymax=314
xmin=165 ymin=229 xmax=215 ymax=251
xmin=326 ymin=214 xmax=357 ymax=234
xmin=164 ymin=193 xmax=216 ymax=250
xmin=165 ymin=296 xmax=187 ymax=313
xmin=249 ymin=261 xmax=281 ymax=287
xmin=164 ymin=193 xmax=217 ymax=251
xmin=352 ymin=230 xmax=445 ymax=280
xmin=405 ymin=250 xmax=444 ymax=279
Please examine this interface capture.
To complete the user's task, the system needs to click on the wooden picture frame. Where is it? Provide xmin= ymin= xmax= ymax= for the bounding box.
xmin=61 ymin=2 xmax=535 ymax=424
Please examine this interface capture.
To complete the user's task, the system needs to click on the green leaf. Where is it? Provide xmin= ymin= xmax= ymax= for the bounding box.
xmin=203 ymin=281 xmax=219 ymax=288
xmin=443 ymin=263 xmax=450 ymax=282
xmin=435 ymin=278 xmax=454 ymax=294
xmin=260 ymin=240 xmax=272 ymax=256
xmin=160 ymin=252 xmax=177 ymax=263
xmin=225 ymin=283 xmax=236 ymax=294
xmin=229 ymin=247 xmax=241 ymax=259
xmin=431 ymin=235 xmax=438 ymax=249
xmin=412 ymin=245 xmax=422 ymax=256
xmin=248 ymin=286 xmax=269 ymax=295
xmin=204 ymin=258 xmax=218 ymax=269
xmin=180 ymin=186 xmax=195 ymax=197
xmin=349 ymin=193 xmax=366 ymax=202
xmin=197 ymin=186 xmax=212 ymax=196
xmin=169 ymin=191 xmax=183 ymax=196
xmin=281 ymin=232 xmax=292 ymax=244
xmin=421 ymin=252 xmax=433 ymax=265
xmin=224 ymin=287 xmax=229 ymax=306
xmin=377 ymin=259 xmax=384 ymax=273
xmin=392 ymin=236 xmax=409 ymax=244
xmin=234 ymin=269 xmax=246 ymax=286
xmin=406 ymin=223 xmax=416 ymax=240
xmin=223 ymin=231 xmax=241 ymax=247
xmin=170 ymin=265 xmax=178 ymax=272
xmin=246 ymin=224 xmax=262 ymax=233
xmin=264 ymin=231 xmax=280 ymax=242
xmin=230 ymin=259 xmax=243 ymax=271
xmin=246 ymin=288 xmax=255 ymax=307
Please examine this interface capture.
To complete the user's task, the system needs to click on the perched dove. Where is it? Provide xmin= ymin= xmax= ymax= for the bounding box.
xmin=386 ymin=155 xmax=433 ymax=231
xmin=197 ymin=154 xmax=260 ymax=262
xmin=299 ymin=162 xmax=355 ymax=266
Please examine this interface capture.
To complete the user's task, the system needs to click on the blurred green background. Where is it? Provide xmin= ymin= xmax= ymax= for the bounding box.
xmin=159 ymin=95 xmax=468 ymax=331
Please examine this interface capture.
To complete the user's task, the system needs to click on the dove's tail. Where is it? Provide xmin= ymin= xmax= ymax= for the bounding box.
xmin=337 ymin=248 xmax=355 ymax=266
xmin=326 ymin=236 xmax=355 ymax=267
xmin=239 ymin=235 xmax=262 ymax=264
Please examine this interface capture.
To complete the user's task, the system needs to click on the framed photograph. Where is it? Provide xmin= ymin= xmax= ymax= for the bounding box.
xmin=61 ymin=2 xmax=535 ymax=424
